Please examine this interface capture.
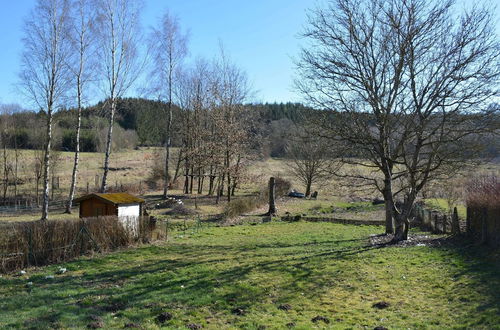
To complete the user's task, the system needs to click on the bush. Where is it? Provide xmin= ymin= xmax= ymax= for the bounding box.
xmin=223 ymin=195 xmax=264 ymax=219
xmin=0 ymin=216 xmax=155 ymax=273
xmin=275 ymin=176 xmax=292 ymax=196
xmin=466 ymin=174 xmax=500 ymax=209
xmin=61 ymin=129 xmax=99 ymax=152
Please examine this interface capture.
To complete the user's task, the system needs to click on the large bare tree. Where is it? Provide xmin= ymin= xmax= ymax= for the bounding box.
xmin=148 ymin=11 xmax=188 ymax=199
xmin=65 ymin=0 xmax=95 ymax=213
xmin=297 ymin=0 xmax=500 ymax=240
xmin=20 ymin=0 xmax=71 ymax=220
xmin=94 ymin=0 xmax=143 ymax=192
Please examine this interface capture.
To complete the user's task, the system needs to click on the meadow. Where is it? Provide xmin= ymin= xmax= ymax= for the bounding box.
xmin=3 ymin=147 xmax=493 ymax=223
xmin=1 ymin=221 xmax=499 ymax=329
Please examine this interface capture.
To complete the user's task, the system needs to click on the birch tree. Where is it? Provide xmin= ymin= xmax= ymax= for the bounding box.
xmin=148 ymin=11 xmax=188 ymax=199
xmin=94 ymin=0 xmax=143 ymax=192
xmin=65 ymin=0 xmax=95 ymax=213
xmin=20 ymin=0 xmax=71 ymax=220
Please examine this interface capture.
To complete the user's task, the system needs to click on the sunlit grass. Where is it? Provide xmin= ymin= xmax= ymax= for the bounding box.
xmin=1 ymin=221 xmax=498 ymax=329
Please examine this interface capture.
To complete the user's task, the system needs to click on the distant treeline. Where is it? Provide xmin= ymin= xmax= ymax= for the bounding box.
xmin=0 ymin=99 xmax=498 ymax=159
xmin=0 ymin=99 xmax=310 ymax=156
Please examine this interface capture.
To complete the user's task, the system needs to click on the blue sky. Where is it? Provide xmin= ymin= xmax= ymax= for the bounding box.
xmin=0 ymin=0 xmax=315 ymax=108
xmin=0 ymin=0 xmax=497 ymax=109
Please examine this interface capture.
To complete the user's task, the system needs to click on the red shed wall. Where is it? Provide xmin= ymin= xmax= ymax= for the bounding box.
xmin=79 ymin=197 xmax=117 ymax=218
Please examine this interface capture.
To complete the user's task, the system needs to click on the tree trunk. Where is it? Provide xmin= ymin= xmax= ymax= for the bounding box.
xmin=231 ymin=177 xmax=237 ymax=196
xmin=66 ymin=82 xmax=83 ymax=214
xmin=163 ymin=100 xmax=172 ymax=199
xmin=41 ymin=106 xmax=54 ymax=221
xmin=305 ymin=181 xmax=312 ymax=198
xmin=382 ymin=177 xmax=395 ymax=234
xmin=393 ymin=195 xmax=416 ymax=242
xmin=2 ymin=142 xmax=7 ymax=202
xmin=14 ymin=138 xmax=18 ymax=199
xmin=101 ymin=98 xmax=116 ymax=193
xmin=227 ymin=174 xmax=231 ymax=202
xmin=394 ymin=213 xmax=410 ymax=241
xmin=266 ymin=177 xmax=277 ymax=216
xmin=189 ymin=170 xmax=194 ymax=194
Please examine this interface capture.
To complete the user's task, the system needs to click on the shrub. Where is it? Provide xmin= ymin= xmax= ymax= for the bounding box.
xmin=61 ymin=129 xmax=99 ymax=152
xmin=223 ymin=195 xmax=264 ymax=219
xmin=0 ymin=216 xmax=155 ymax=273
xmin=466 ymin=174 xmax=500 ymax=209
xmin=275 ymin=176 xmax=292 ymax=196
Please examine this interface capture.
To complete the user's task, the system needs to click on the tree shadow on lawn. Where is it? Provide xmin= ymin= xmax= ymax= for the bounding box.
xmin=428 ymin=237 xmax=500 ymax=326
xmin=0 ymin=237 xmax=381 ymax=327
xmin=2 ymin=234 xmax=499 ymax=328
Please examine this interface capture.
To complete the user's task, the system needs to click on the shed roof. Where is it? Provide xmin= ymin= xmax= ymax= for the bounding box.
xmin=74 ymin=193 xmax=145 ymax=205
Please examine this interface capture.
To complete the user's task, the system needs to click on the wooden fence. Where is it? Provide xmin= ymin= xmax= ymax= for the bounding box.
xmin=412 ymin=203 xmax=462 ymax=235
xmin=282 ymin=214 xmax=385 ymax=226
xmin=466 ymin=207 xmax=500 ymax=247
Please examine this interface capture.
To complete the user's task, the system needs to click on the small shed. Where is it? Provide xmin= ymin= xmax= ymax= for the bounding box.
xmin=74 ymin=193 xmax=145 ymax=219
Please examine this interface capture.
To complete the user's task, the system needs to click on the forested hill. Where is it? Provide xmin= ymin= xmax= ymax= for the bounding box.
xmin=1 ymin=98 xmax=497 ymax=159
xmin=0 ymin=99 xmax=313 ymax=156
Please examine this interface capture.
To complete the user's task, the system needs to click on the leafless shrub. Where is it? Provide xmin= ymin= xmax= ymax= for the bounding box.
xmin=223 ymin=195 xmax=263 ymax=219
xmin=274 ymin=177 xmax=292 ymax=197
xmin=466 ymin=174 xmax=500 ymax=209
xmin=0 ymin=216 xmax=155 ymax=273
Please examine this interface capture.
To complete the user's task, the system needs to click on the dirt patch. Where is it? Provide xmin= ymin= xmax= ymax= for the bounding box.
xmin=157 ymin=312 xmax=173 ymax=323
xmin=278 ymin=304 xmax=292 ymax=311
xmin=311 ymin=315 xmax=330 ymax=324
xmin=231 ymin=308 xmax=246 ymax=316
xmin=369 ymin=233 xmax=453 ymax=248
xmin=87 ymin=321 xmax=104 ymax=329
xmin=102 ymin=302 xmax=126 ymax=313
xmin=372 ymin=301 xmax=390 ymax=309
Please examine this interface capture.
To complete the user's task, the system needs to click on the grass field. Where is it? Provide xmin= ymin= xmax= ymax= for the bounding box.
xmin=1 ymin=221 xmax=499 ymax=329
xmin=2 ymin=147 xmax=499 ymax=222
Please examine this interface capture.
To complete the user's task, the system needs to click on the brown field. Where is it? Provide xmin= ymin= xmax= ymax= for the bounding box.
xmin=1 ymin=148 xmax=498 ymax=222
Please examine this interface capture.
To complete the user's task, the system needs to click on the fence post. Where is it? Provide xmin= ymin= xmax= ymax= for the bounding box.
xmin=481 ymin=208 xmax=488 ymax=244
xmin=451 ymin=207 xmax=460 ymax=235
xmin=466 ymin=207 xmax=471 ymax=235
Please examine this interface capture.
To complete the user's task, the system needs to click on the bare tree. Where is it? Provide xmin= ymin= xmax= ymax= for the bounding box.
xmin=286 ymin=132 xmax=333 ymax=197
xmin=210 ymin=49 xmax=251 ymax=203
xmin=65 ymin=0 xmax=95 ymax=213
xmin=297 ymin=0 xmax=500 ymax=240
xmin=20 ymin=0 xmax=71 ymax=220
xmin=94 ymin=0 xmax=143 ymax=192
xmin=148 ymin=11 xmax=188 ymax=199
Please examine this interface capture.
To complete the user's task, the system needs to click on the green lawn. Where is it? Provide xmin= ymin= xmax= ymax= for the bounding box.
xmin=1 ymin=222 xmax=499 ymax=329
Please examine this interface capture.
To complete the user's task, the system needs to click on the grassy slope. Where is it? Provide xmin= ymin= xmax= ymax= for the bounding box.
xmin=1 ymin=222 xmax=498 ymax=329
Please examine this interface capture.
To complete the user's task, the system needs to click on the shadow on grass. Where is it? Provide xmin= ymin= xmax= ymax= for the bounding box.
xmin=1 ymin=227 xmax=499 ymax=328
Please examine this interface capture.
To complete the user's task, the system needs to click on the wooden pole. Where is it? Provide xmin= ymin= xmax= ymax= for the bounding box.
xmin=266 ymin=177 xmax=277 ymax=216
